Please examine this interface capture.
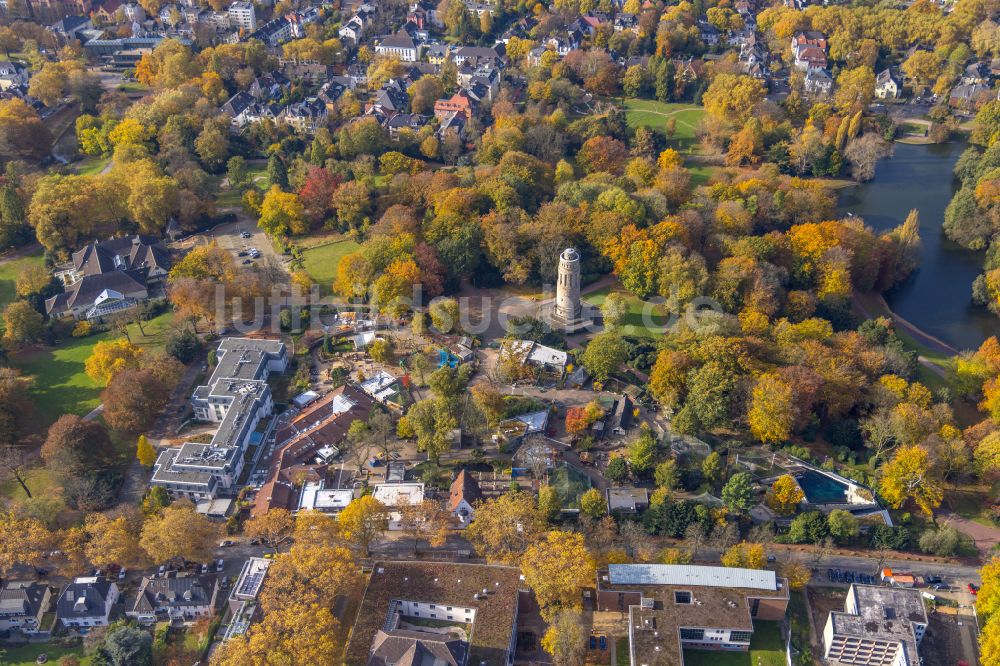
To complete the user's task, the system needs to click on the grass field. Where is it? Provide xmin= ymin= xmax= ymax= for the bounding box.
xmin=1 ymin=642 xmax=91 ymax=665
xmin=0 ymin=250 xmax=45 ymax=328
xmin=73 ymin=155 xmax=111 ymax=176
xmin=623 ymin=99 xmax=706 ymax=152
xmin=682 ymin=622 xmax=785 ymax=666
xmin=301 ymin=239 xmax=361 ymax=296
xmin=583 ymin=286 xmax=670 ymax=338
xmin=11 ymin=311 xmax=176 ymax=430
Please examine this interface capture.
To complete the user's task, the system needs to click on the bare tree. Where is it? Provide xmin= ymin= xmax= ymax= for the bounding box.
xmin=0 ymin=444 xmax=34 ymax=498
xmin=844 ymin=133 xmax=893 ymax=182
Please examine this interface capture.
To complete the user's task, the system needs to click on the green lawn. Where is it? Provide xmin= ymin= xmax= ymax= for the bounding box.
xmin=687 ymin=164 xmax=718 ymax=187
xmin=583 ymin=286 xmax=670 ymax=338
xmin=682 ymin=622 xmax=785 ymax=666
xmin=623 ymin=99 xmax=706 ymax=152
xmin=1 ymin=642 xmax=92 ymax=665
xmin=73 ymin=155 xmax=111 ymax=176
xmin=11 ymin=311 xmax=176 ymax=430
xmin=301 ymin=239 xmax=361 ymax=297
xmin=0 ymin=250 xmax=45 ymax=326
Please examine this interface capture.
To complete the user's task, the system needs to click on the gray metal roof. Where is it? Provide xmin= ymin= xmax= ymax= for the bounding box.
xmin=608 ymin=564 xmax=778 ymax=591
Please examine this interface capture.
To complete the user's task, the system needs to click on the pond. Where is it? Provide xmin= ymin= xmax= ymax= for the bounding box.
xmin=837 ymin=139 xmax=997 ymax=352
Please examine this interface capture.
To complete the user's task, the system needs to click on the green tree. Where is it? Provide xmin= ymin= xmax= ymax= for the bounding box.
xmin=788 ymin=511 xmax=829 ymax=544
xmin=702 ymin=451 xmax=722 ymax=487
xmin=827 ymin=509 xmax=859 ymax=544
xmin=580 ymin=332 xmax=629 ymax=381
xmin=267 ymin=153 xmax=288 ymax=189
xmin=654 ymin=459 xmax=679 ymax=491
xmin=721 ymin=472 xmax=755 ymax=514
xmin=627 ymin=428 xmax=658 ymax=476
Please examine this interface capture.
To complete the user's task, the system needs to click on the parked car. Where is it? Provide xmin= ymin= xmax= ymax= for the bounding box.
xmin=240 ymin=231 xmax=251 ymax=238
xmin=219 ymin=540 xmax=233 ymax=548
xmin=216 ymin=559 xmax=225 ymax=572
xmin=200 ymin=563 xmax=210 ymax=574
xmin=118 ymin=568 xmax=127 ymax=580
xmin=968 ymin=583 xmax=979 ymax=595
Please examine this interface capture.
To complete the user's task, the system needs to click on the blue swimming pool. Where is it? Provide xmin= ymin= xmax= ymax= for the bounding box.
xmin=795 ymin=470 xmax=848 ymax=504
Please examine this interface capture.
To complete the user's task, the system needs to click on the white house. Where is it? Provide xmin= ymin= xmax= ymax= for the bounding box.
xmin=447 ymin=469 xmax=482 ymax=525
xmin=375 ymin=31 xmax=419 ymax=62
xmin=127 ymin=574 xmax=219 ymax=624
xmin=228 ymin=1 xmax=255 ymax=31
xmin=875 ymin=68 xmax=900 ymax=99
xmin=0 ymin=581 xmax=51 ymax=635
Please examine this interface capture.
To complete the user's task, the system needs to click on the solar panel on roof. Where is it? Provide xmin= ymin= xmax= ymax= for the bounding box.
xmin=608 ymin=564 xmax=778 ymax=591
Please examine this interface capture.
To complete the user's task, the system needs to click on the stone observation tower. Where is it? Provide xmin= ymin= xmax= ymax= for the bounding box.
xmin=546 ymin=247 xmax=592 ymax=332
xmin=555 ymin=247 xmax=582 ymax=322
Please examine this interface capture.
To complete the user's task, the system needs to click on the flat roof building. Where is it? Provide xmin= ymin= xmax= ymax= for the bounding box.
xmin=152 ymin=338 xmax=287 ymax=500
xmin=823 ymin=584 xmax=927 ymax=666
xmin=597 ymin=564 xmax=790 ymax=665
xmin=222 ymin=557 xmax=271 ymax=642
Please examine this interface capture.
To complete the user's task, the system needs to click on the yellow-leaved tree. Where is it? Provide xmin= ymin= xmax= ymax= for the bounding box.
xmin=136 ymin=435 xmax=156 ymax=467
xmin=521 ymin=531 xmax=596 ymax=622
xmin=877 ymin=445 xmax=943 ymax=516
xmin=720 ymin=542 xmax=767 ymax=570
xmin=765 ymin=474 xmax=805 ymax=516
xmin=212 ymin=602 xmax=341 ymax=665
xmin=85 ymin=338 xmax=144 ymax=385
xmin=466 ymin=490 xmax=546 ymax=564
xmin=748 ymin=373 xmax=796 ymax=444
xmin=337 ymin=495 xmax=389 ymax=556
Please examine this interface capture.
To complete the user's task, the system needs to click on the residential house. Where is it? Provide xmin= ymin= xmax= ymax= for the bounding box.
xmin=55 ymin=577 xmax=120 ymax=630
xmin=434 ymin=91 xmax=476 ymax=120
xmin=228 ymin=1 xmax=255 ymax=31
xmin=93 ymin=0 xmax=122 ymax=23
xmin=373 ymin=482 xmax=425 ymax=529
xmin=249 ymin=71 xmax=290 ymax=101
xmin=376 ymin=30 xmax=420 ymax=62
xmin=0 ymin=581 xmax=52 ymax=635
xmin=281 ymin=97 xmax=327 ymax=133
xmin=597 ymin=564 xmax=789 ymax=664
xmin=280 ymin=59 xmax=331 ymax=84
xmin=0 ymin=61 xmax=28 ymax=91
xmin=613 ymin=12 xmax=638 ymax=32
xmin=792 ymin=31 xmax=826 ymax=71
xmin=791 ymin=30 xmax=826 ymax=51
xmin=386 ymin=112 xmax=428 ymax=138
xmin=697 ymin=20 xmax=719 ymax=46
xmin=500 ymin=339 xmax=569 ymax=376
xmin=121 ymin=3 xmax=144 ymax=21
xmin=608 ymin=394 xmax=633 ymax=435
xmin=793 ymin=44 xmax=826 ymax=70
xmin=297 ymin=480 xmax=355 ymax=513
xmin=46 ymin=234 xmax=171 ymax=320
xmin=804 ymin=68 xmax=832 ymax=95
xmin=222 ymin=558 xmax=270 ymax=642
xmin=344 ymin=562 xmax=522 ymax=666
xmin=875 ymin=68 xmax=899 ymax=99
xmin=453 ymin=44 xmax=505 ymax=66
xmin=950 ymin=82 xmax=990 ymax=110
xmin=339 ymin=17 xmax=363 ymax=42
xmin=447 ymin=469 xmax=482 ymax=525
xmin=962 ymin=61 xmax=990 ymax=85
xmin=151 ymin=338 xmax=287 ymax=500
xmin=823 ymin=585 xmax=927 ymax=666
xmin=127 ymin=574 xmax=219 ymax=624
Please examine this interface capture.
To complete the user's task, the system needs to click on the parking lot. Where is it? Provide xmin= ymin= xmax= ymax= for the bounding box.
xmin=174 ymin=217 xmax=281 ymax=268
xmin=824 ymin=568 xmax=877 ymax=585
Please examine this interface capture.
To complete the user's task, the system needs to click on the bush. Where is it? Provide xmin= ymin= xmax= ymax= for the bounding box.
xmin=166 ymin=329 xmax=202 ymax=363
xmin=71 ymin=320 xmax=93 ymax=337
xmin=870 ymin=524 xmax=910 ymax=550
xmin=788 ymin=511 xmax=829 ymax=544
xmin=918 ymin=525 xmax=964 ymax=556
